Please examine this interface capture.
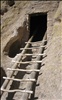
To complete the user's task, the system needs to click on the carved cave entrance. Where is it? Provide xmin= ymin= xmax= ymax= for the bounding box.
xmin=29 ymin=13 xmax=47 ymax=42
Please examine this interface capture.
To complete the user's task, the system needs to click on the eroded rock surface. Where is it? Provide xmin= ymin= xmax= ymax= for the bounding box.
xmin=1 ymin=1 xmax=62 ymax=100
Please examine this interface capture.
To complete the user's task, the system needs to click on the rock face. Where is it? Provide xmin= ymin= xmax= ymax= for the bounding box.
xmin=33 ymin=2 xmax=62 ymax=100
xmin=1 ymin=1 xmax=62 ymax=99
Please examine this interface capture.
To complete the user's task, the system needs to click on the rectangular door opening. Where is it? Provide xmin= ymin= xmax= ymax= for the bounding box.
xmin=29 ymin=13 xmax=47 ymax=42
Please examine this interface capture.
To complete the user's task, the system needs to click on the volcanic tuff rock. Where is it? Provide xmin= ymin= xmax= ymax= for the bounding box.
xmin=1 ymin=1 xmax=62 ymax=99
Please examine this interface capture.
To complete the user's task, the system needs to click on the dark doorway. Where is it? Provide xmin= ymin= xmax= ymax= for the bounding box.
xmin=29 ymin=13 xmax=47 ymax=42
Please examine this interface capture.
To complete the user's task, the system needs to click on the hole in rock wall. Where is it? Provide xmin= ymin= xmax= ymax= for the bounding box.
xmin=8 ymin=40 xmax=21 ymax=58
xmin=6 ymin=0 xmax=15 ymax=6
xmin=4 ymin=25 xmax=29 ymax=58
xmin=29 ymin=13 xmax=47 ymax=42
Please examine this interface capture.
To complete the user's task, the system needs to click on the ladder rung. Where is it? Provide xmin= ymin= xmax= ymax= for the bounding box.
xmin=7 ymin=68 xmax=40 ymax=72
xmin=18 ymin=53 xmax=45 ymax=56
xmin=20 ymin=46 xmax=45 ymax=50
xmin=3 ymin=77 xmax=36 ymax=82
xmin=12 ymin=60 xmax=42 ymax=64
xmin=25 ymin=40 xmax=47 ymax=44
xmin=23 ymin=53 xmax=45 ymax=56
xmin=1 ymin=88 xmax=33 ymax=94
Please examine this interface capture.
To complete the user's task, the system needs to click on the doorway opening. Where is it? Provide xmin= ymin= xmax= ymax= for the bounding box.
xmin=29 ymin=13 xmax=47 ymax=42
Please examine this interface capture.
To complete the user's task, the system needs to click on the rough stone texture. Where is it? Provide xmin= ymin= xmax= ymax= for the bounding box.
xmin=1 ymin=1 xmax=62 ymax=100
xmin=33 ymin=1 xmax=62 ymax=100
xmin=1 ymin=1 xmax=59 ymax=75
